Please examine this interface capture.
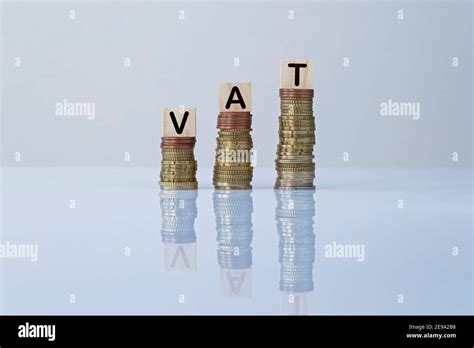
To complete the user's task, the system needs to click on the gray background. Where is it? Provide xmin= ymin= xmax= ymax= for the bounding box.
xmin=0 ymin=0 xmax=472 ymax=316
xmin=1 ymin=0 xmax=472 ymax=168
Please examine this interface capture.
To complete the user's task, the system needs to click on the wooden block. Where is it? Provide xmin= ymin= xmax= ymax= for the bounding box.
xmin=280 ymin=59 xmax=313 ymax=89
xmin=219 ymin=82 xmax=252 ymax=112
xmin=163 ymin=106 xmax=196 ymax=137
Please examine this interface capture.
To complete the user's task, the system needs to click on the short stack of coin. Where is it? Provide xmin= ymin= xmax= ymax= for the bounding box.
xmin=214 ymin=190 xmax=253 ymax=270
xmin=213 ymin=83 xmax=254 ymax=190
xmin=275 ymin=189 xmax=315 ymax=294
xmin=160 ymin=190 xmax=198 ymax=244
xmin=275 ymin=89 xmax=315 ymax=189
xmin=160 ymin=106 xmax=198 ymax=190
xmin=160 ymin=137 xmax=197 ymax=190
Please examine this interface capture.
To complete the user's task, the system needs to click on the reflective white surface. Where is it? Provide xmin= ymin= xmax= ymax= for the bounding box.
xmin=0 ymin=167 xmax=472 ymax=315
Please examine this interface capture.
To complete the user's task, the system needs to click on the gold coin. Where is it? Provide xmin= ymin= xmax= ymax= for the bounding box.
xmin=276 ymin=162 xmax=315 ymax=167
xmin=279 ymin=119 xmax=315 ymax=124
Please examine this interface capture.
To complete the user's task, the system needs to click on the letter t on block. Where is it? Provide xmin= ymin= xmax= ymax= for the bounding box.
xmin=163 ymin=106 xmax=196 ymax=137
xmin=280 ymin=59 xmax=313 ymax=89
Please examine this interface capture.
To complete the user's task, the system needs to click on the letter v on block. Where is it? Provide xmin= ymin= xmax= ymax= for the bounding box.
xmin=163 ymin=107 xmax=196 ymax=137
xmin=170 ymin=111 xmax=189 ymax=134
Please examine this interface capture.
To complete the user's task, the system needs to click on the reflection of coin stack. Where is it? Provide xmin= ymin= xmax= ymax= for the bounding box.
xmin=214 ymin=190 xmax=253 ymax=297
xmin=160 ymin=107 xmax=198 ymax=190
xmin=275 ymin=60 xmax=315 ymax=189
xmin=213 ymin=83 xmax=254 ymax=190
xmin=275 ymin=189 xmax=316 ymax=314
xmin=160 ymin=190 xmax=198 ymax=272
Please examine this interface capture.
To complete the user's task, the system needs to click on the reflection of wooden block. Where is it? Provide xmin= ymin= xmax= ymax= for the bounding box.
xmin=280 ymin=59 xmax=313 ymax=89
xmin=164 ymin=243 xmax=197 ymax=272
xmin=220 ymin=268 xmax=252 ymax=298
xmin=163 ymin=106 xmax=196 ymax=137
xmin=219 ymin=82 xmax=252 ymax=112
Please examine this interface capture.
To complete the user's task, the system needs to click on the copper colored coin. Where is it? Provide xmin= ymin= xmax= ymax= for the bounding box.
xmin=219 ymin=112 xmax=252 ymax=118
xmin=161 ymin=144 xmax=195 ymax=149
xmin=279 ymin=89 xmax=314 ymax=98
xmin=161 ymin=137 xmax=196 ymax=144
xmin=217 ymin=119 xmax=251 ymax=123
xmin=218 ymin=115 xmax=251 ymax=119
xmin=217 ymin=124 xmax=252 ymax=130
xmin=161 ymin=137 xmax=196 ymax=148
xmin=217 ymin=112 xmax=252 ymax=129
xmin=218 ymin=118 xmax=252 ymax=123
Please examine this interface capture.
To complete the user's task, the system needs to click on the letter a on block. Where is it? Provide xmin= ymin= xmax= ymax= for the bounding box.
xmin=163 ymin=106 xmax=196 ymax=137
xmin=280 ymin=59 xmax=313 ymax=89
xmin=219 ymin=82 xmax=252 ymax=112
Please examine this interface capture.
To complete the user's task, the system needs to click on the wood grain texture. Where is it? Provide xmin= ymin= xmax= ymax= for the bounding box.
xmin=280 ymin=59 xmax=313 ymax=89
xmin=219 ymin=82 xmax=252 ymax=112
xmin=163 ymin=106 xmax=196 ymax=137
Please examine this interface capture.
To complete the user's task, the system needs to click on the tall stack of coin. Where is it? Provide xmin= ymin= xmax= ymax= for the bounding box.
xmin=160 ymin=190 xmax=198 ymax=272
xmin=275 ymin=60 xmax=315 ymax=189
xmin=213 ymin=83 xmax=254 ymax=190
xmin=275 ymin=189 xmax=315 ymax=296
xmin=160 ymin=107 xmax=198 ymax=190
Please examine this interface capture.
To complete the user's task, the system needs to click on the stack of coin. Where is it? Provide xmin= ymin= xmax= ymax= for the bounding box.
xmin=275 ymin=189 xmax=315 ymax=294
xmin=214 ymin=190 xmax=253 ymax=269
xmin=160 ymin=190 xmax=198 ymax=244
xmin=213 ymin=112 xmax=254 ymax=190
xmin=275 ymin=89 xmax=315 ymax=189
xmin=160 ymin=136 xmax=198 ymax=190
